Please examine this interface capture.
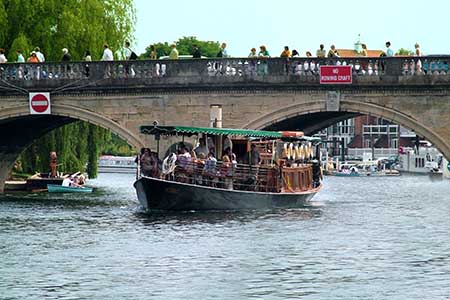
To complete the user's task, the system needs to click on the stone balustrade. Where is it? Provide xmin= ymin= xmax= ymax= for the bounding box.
xmin=0 ymin=56 xmax=449 ymax=93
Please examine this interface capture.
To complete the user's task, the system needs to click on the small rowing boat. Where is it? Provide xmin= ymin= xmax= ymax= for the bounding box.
xmin=47 ymin=184 xmax=93 ymax=193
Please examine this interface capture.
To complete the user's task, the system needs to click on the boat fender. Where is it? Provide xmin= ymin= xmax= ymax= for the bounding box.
xmin=299 ymin=144 xmax=305 ymax=160
xmin=295 ymin=144 xmax=301 ymax=160
xmin=289 ymin=143 xmax=294 ymax=160
xmin=282 ymin=143 xmax=289 ymax=159
xmin=308 ymin=142 xmax=313 ymax=159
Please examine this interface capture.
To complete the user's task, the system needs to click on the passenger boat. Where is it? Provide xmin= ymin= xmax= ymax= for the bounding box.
xmin=133 ymin=125 xmax=323 ymax=211
xmin=47 ymin=184 xmax=93 ymax=193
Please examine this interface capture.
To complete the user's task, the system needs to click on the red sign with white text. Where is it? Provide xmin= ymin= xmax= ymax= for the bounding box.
xmin=320 ymin=66 xmax=352 ymax=84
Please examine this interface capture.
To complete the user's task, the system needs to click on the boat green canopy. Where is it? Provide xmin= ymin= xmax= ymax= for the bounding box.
xmin=140 ymin=125 xmax=282 ymax=138
xmin=139 ymin=125 xmax=322 ymax=143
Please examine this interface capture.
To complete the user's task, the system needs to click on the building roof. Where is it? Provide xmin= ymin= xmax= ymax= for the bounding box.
xmin=336 ymin=49 xmax=384 ymax=58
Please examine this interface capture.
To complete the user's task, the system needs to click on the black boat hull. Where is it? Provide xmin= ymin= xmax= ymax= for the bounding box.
xmin=134 ymin=176 xmax=321 ymax=211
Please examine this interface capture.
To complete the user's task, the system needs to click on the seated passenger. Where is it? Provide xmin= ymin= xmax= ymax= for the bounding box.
xmin=70 ymin=176 xmax=83 ymax=188
xmin=62 ymin=176 xmax=73 ymax=187
xmin=77 ymin=175 xmax=86 ymax=185
xmin=177 ymin=144 xmax=192 ymax=182
xmin=177 ymin=144 xmax=192 ymax=169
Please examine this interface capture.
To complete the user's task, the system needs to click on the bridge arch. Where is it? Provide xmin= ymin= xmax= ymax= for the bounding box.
xmin=0 ymin=104 xmax=144 ymax=150
xmin=244 ymin=99 xmax=450 ymax=159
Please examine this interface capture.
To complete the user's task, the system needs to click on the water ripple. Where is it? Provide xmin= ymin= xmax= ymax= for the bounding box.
xmin=1 ymin=173 xmax=450 ymax=299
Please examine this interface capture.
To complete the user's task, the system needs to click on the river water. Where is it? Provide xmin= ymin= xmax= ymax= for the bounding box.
xmin=1 ymin=173 xmax=449 ymax=299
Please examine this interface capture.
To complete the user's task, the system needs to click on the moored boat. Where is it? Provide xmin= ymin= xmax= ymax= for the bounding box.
xmin=47 ymin=184 xmax=93 ymax=193
xmin=134 ymin=125 xmax=323 ymax=211
xmin=443 ymin=158 xmax=450 ymax=179
xmin=98 ymin=155 xmax=136 ymax=173
xmin=396 ymin=146 xmax=443 ymax=174
xmin=26 ymin=173 xmax=64 ymax=191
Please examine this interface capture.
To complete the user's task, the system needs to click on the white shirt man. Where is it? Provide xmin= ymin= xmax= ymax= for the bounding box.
xmin=35 ymin=47 xmax=45 ymax=62
xmin=0 ymin=53 xmax=7 ymax=63
xmin=62 ymin=177 xmax=72 ymax=187
xmin=102 ymin=44 xmax=114 ymax=61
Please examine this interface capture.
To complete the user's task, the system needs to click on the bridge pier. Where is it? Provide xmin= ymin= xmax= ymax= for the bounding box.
xmin=0 ymin=154 xmax=17 ymax=193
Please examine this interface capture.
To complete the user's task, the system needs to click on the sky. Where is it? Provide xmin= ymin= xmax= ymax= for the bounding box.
xmin=134 ymin=0 xmax=450 ymax=56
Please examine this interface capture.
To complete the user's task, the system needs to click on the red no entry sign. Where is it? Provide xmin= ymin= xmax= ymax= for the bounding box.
xmin=29 ymin=92 xmax=51 ymax=114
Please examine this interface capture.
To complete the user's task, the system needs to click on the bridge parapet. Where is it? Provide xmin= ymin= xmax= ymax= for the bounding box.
xmin=0 ymin=56 xmax=449 ymax=93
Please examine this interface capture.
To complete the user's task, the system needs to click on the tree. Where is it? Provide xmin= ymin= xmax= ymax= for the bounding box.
xmin=396 ymin=48 xmax=414 ymax=56
xmin=2 ymin=0 xmax=136 ymax=61
xmin=141 ymin=36 xmax=221 ymax=59
xmin=3 ymin=0 xmax=137 ymax=178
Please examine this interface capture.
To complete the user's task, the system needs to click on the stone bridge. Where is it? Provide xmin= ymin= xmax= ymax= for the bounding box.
xmin=0 ymin=56 xmax=450 ymax=191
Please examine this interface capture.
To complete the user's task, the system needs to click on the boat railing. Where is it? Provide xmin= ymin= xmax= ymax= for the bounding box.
xmin=141 ymin=158 xmax=315 ymax=193
xmin=164 ymin=160 xmax=279 ymax=192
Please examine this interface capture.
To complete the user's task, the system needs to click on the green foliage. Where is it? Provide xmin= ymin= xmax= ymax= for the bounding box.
xmin=18 ymin=121 xmax=134 ymax=178
xmin=396 ymin=48 xmax=414 ymax=56
xmin=8 ymin=33 xmax=31 ymax=62
xmin=101 ymin=134 xmax=135 ymax=156
xmin=141 ymin=36 xmax=221 ymax=59
xmin=0 ymin=2 xmax=7 ymax=46
xmin=1 ymin=0 xmax=136 ymax=61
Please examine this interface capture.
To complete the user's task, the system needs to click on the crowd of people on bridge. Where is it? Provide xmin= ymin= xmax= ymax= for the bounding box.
xmin=0 ymin=40 xmax=425 ymax=64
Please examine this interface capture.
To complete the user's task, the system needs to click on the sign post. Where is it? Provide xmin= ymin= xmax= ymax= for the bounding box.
xmin=320 ymin=66 xmax=352 ymax=84
xmin=29 ymin=92 xmax=51 ymax=115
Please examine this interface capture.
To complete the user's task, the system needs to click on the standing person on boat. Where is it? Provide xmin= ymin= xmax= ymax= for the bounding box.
xmin=49 ymin=151 xmax=58 ymax=178
xmin=140 ymin=148 xmax=153 ymax=177
xmin=149 ymin=151 xmax=160 ymax=177
xmin=247 ymin=144 xmax=261 ymax=166
xmin=221 ymin=147 xmax=234 ymax=190
xmin=203 ymin=152 xmax=218 ymax=187
xmin=194 ymin=137 xmax=208 ymax=158
xmin=312 ymin=160 xmax=322 ymax=188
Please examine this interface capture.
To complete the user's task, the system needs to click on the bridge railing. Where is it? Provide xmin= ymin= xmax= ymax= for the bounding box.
xmin=0 ymin=56 xmax=448 ymax=85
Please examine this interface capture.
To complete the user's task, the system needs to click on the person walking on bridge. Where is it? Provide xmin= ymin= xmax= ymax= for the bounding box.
xmin=258 ymin=45 xmax=270 ymax=75
xmin=34 ymin=47 xmax=45 ymax=62
xmin=169 ymin=44 xmax=179 ymax=59
xmin=101 ymin=43 xmax=114 ymax=61
xmin=385 ymin=41 xmax=394 ymax=57
xmin=0 ymin=49 xmax=7 ymax=63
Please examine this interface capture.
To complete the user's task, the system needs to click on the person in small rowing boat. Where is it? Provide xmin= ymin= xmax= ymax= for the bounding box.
xmin=62 ymin=174 xmax=85 ymax=188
